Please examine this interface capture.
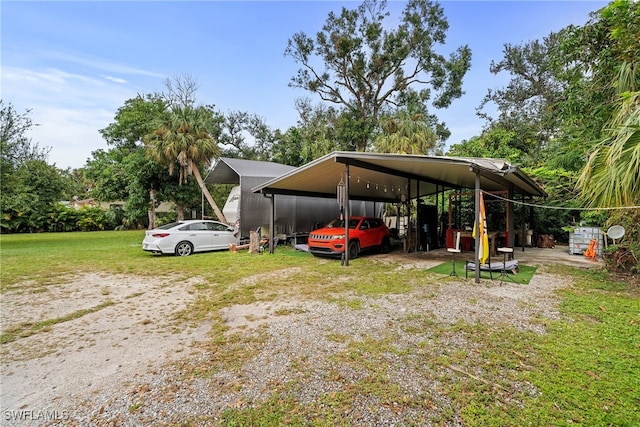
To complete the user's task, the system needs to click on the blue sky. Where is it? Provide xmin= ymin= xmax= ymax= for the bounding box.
xmin=2 ymin=1 xmax=608 ymax=169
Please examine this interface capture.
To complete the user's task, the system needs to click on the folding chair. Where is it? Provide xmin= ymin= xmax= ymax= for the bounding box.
xmin=465 ymin=250 xmax=494 ymax=280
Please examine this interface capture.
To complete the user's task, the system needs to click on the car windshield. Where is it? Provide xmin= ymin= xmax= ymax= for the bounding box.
xmin=327 ymin=218 xmax=360 ymax=229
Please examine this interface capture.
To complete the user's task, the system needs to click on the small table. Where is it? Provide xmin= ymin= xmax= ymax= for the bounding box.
xmin=497 ymin=247 xmax=514 ymax=283
xmin=447 ymin=247 xmax=462 ymax=276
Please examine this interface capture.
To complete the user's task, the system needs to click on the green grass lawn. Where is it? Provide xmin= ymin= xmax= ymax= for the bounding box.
xmin=427 ymin=259 xmax=538 ymax=284
xmin=1 ymin=231 xmax=639 ymax=425
xmin=0 ymin=230 xmax=148 ymax=289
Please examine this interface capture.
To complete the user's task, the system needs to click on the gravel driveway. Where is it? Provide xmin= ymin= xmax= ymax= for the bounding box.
xmin=1 ymin=253 xmax=577 ymax=426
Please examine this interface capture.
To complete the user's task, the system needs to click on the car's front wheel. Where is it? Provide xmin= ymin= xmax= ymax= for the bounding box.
xmin=348 ymin=241 xmax=360 ymax=259
xmin=175 ymin=241 xmax=194 ymax=256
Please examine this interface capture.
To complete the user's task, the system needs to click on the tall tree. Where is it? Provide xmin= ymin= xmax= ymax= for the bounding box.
xmin=97 ymin=94 xmax=168 ymax=228
xmin=99 ymin=94 xmax=166 ymax=150
xmin=0 ymin=101 xmax=67 ymax=232
xmin=162 ymin=74 xmax=198 ymax=109
xmin=447 ymin=125 xmax=529 ymax=165
xmin=1 ymin=100 xmax=49 ymax=169
xmin=272 ymin=127 xmax=305 ymax=167
xmin=144 ymin=105 xmax=226 ymax=223
xmin=577 ymin=0 xmax=640 ymax=209
xmin=272 ymin=99 xmax=347 ymax=166
xmin=547 ymin=0 xmax=639 ymax=172
xmin=219 ymin=111 xmax=275 ymax=161
xmin=477 ymin=33 xmax=567 ymax=167
xmin=285 ymin=0 xmax=471 ymax=151
xmin=293 ymin=98 xmax=345 ymax=159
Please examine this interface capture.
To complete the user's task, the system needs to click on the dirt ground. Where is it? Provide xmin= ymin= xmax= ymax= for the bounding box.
xmin=0 ymin=246 xmax=603 ymax=425
xmin=1 ymin=273 xmax=211 ymax=417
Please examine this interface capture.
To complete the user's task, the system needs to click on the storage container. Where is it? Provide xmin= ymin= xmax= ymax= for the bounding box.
xmin=569 ymin=227 xmax=603 ymax=257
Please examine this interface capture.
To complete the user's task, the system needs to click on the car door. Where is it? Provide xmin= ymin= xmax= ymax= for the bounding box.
xmin=358 ymin=219 xmax=375 ymax=249
xmin=207 ymin=222 xmax=237 ymax=250
xmin=369 ymin=218 xmax=386 ymax=245
xmin=182 ymin=222 xmax=213 ymax=252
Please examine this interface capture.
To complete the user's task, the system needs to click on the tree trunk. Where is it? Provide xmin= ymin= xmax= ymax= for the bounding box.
xmin=249 ymin=230 xmax=260 ymax=253
xmin=189 ymin=159 xmax=227 ymax=223
xmin=148 ymin=188 xmax=157 ymax=229
xmin=176 ymin=205 xmax=185 ymax=221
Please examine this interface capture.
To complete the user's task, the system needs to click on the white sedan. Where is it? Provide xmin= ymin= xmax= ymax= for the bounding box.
xmin=142 ymin=220 xmax=238 ymax=256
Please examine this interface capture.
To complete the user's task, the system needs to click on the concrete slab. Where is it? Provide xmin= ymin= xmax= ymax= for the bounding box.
xmin=508 ymin=244 xmax=604 ymax=269
xmin=397 ymin=244 xmax=604 ymax=269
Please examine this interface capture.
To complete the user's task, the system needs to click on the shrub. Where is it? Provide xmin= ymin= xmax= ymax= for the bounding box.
xmin=603 ymin=243 xmax=640 ymax=275
xmin=602 ymin=209 xmax=640 ymax=276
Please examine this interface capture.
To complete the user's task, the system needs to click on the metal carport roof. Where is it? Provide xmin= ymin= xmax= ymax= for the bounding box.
xmin=252 ymin=151 xmax=546 ymax=200
xmin=205 ymin=157 xmax=297 ymax=185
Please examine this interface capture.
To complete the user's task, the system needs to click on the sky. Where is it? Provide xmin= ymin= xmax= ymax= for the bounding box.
xmin=1 ymin=0 xmax=608 ymax=170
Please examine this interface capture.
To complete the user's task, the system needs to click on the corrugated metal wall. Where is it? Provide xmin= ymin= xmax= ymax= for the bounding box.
xmin=236 ymin=177 xmax=381 ymax=239
xmin=236 ymin=177 xmax=332 ymax=239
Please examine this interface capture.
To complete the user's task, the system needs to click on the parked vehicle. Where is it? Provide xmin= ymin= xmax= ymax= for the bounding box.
xmin=142 ymin=220 xmax=238 ymax=256
xmin=308 ymin=216 xmax=391 ymax=259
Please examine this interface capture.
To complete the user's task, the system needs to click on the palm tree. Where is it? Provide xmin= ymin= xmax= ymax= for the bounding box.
xmin=578 ymin=62 xmax=640 ymax=208
xmin=374 ymin=111 xmax=437 ymax=155
xmin=144 ymin=106 xmax=227 ymax=223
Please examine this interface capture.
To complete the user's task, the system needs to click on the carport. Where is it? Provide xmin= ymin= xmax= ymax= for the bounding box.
xmin=253 ymin=151 xmax=546 ymax=283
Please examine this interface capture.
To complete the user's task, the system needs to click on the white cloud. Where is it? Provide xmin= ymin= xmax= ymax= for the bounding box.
xmin=41 ymin=49 xmax=166 ymax=80
xmin=28 ymin=107 xmax=113 ymax=169
xmin=103 ymin=75 xmax=128 ymax=84
xmin=2 ymin=66 xmax=130 ymax=107
xmin=1 ymin=64 xmax=162 ymax=169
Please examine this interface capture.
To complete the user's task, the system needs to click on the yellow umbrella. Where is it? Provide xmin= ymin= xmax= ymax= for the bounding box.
xmin=472 ymin=192 xmax=490 ymax=264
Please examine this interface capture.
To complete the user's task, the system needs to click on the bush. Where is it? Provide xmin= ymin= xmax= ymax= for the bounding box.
xmin=601 ymin=209 xmax=640 ymax=275
xmin=603 ymin=243 xmax=640 ymax=274
xmin=155 ymin=212 xmax=177 ymax=227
